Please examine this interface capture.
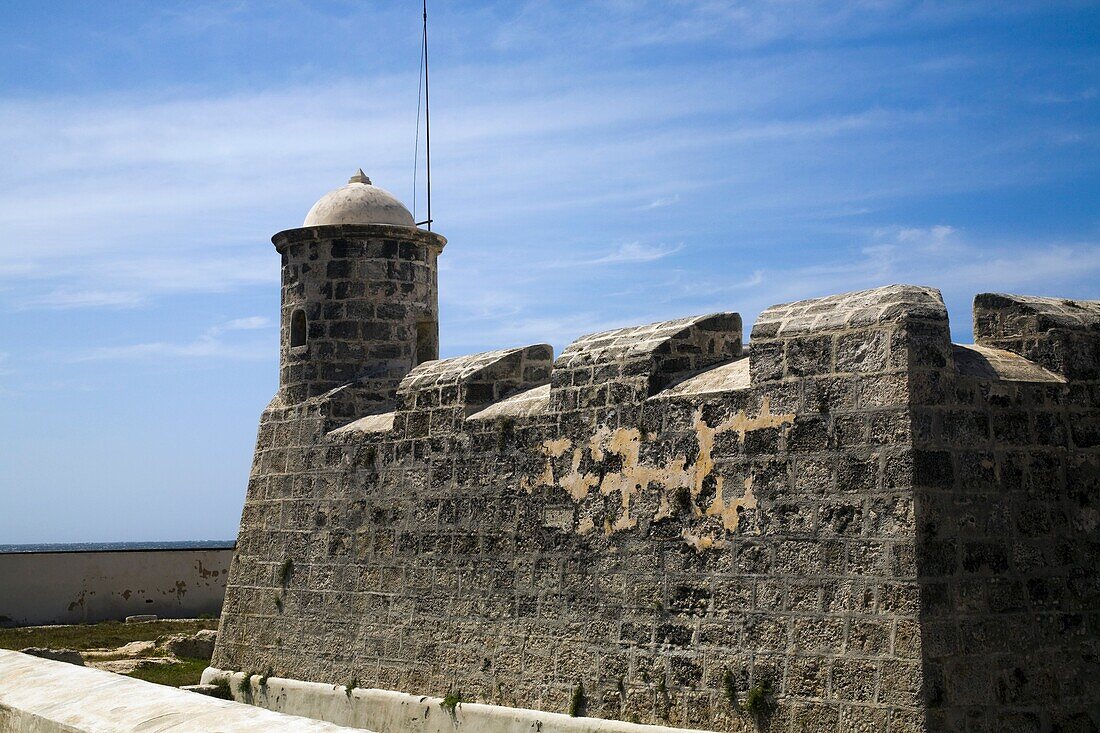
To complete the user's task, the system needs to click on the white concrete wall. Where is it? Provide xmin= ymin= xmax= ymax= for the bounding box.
xmin=0 ymin=650 xmax=366 ymax=732
xmin=202 ymin=668 xmax=717 ymax=733
xmin=0 ymin=549 xmax=232 ymax=626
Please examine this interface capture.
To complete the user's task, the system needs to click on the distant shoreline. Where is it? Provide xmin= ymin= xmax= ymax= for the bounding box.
xmin=0 ymin=540 xmax=236 ymax=554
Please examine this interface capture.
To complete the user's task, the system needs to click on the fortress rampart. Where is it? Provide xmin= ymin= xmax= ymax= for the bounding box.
xmin=213 ymin=176 xmax=1099 ymax=733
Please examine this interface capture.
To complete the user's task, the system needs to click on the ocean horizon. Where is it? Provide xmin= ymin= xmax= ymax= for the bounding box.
xmin=0 ymin=540 xmax=236 ymax=554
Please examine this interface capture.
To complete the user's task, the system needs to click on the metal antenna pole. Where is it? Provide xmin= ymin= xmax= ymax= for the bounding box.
xmin=423 ymin=0 xmax=432 ymax=231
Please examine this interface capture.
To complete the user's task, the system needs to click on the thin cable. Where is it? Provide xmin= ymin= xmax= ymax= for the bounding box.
xmin=412 ymin=19 xmax=425 ymax=222
xmin=423 ymin=0 xmax=432 ymax=231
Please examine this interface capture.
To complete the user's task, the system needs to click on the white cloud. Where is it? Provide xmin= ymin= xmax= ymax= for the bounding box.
xmin=586 ymin=242 xmax=684 ymax=265
xmin=74 ymin=338 xmax=270 ymax=363
xmin=16 ymin=289 xmax=145 ymax=310
xmin=894 ymin=225 xmax=956 ymax=245
xmin=1030 ymin=88 xmax=1098 ymax=105
xmin=209 ymin=316 xmax=271 ymax=334
xmin=640 ymin=194 xmax=680 ymax=210
xmin=71 ymin=316 xmax=274 ymax=363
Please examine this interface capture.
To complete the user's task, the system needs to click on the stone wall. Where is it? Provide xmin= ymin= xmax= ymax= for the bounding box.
xmin=0 ymin=548 xmax=232 ymax=626
xmin=214 ymin=285 xmax=1099 ymax=733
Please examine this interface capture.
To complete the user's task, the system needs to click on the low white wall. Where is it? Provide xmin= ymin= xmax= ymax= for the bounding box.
xmin=0 ymin=549 xmax=233 ymax=626
xmin=0 ymin=650 xmax=365 ymax=732
xmin=202 ymin=667 xmax=717 ymax=733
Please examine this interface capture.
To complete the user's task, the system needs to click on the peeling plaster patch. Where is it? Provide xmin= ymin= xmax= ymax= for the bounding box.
xmin=523 ymin=398 xmax=793 ymax=548
xmin=545 ymin=438 xmax=571 ymax=457
xmin=559 ymin=445 xmax=601 ymax=501
xmin=706 ymin=475 xmax=757 ymax=533
xmin=681 ymin=530 xmax=723 ymax=552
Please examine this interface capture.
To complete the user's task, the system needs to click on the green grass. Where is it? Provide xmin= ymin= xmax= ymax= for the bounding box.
xmin=123 ymin=656 xmax=211 ymax=687
xmin=0 ymin=619 xmax=218 ymax=652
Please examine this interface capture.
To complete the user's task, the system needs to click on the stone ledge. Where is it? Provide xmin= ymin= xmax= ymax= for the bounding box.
xmin=271 ymin=223 xmax=447 ymax=252
xmin=952 ymin=343 xmax=1066 ymax=383
xmin=202 ymin=667 xmax=720 ymax=733
xmin=0 ymin=650 xmax=362 ymax=732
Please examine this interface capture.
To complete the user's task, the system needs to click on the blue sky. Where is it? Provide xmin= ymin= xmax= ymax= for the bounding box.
xmin=1 ymin=1 xmax=1097 ymax=543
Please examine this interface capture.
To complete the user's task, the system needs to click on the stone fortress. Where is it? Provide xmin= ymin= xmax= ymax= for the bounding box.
xmin=211 ymin=171 xmax=1100 ymax=733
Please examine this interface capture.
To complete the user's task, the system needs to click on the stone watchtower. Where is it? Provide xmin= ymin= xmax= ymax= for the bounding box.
xmin=272 ymin=170 xmax=446 ymax=409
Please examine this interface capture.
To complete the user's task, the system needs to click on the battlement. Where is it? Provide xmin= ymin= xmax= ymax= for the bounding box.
xmin=321 ymin=286 xmax=1094 ymax=434
xmin=974 ymin=291 xmax=1100 ymax=381
xmin=548 ymin=313 xmax=742 ymax=412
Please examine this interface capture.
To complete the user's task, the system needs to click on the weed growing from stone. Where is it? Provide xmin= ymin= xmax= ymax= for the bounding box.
xmin=497 ymin=418 xmax=516 ymax=451
xmin=236 ymin=673 xmax=252 ymax=698
xmin=212 ymin=678 xmax=232 ymax=700
xmin=260 ymin=667 xmax=273 ymax=690
xmin=278 ymin=558 xmax=294 ymax=586
xmin=568 ymin=681 xmax=586 ymax=717
xmin=273 ymin=593 xmax=283 ymax=612
xmin=723 ymin=668 xmax=740 ymax=710
xmin=440 ymin=691 xmax=463 ymax=721
xmin=743 ymin=679 xmax=775 ymax=725
xmin=345 ymin=678 xmax=358 ymax=698
xmin=656 ymin=674 xmax=670 ymax=720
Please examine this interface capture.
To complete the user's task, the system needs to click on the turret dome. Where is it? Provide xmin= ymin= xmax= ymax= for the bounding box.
xmin=303 ymin=170 xmax=415 ymax=227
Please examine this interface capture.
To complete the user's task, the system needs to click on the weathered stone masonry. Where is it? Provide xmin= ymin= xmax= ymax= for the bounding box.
xmin=214 ymin=213 xmax=1099 ymax=733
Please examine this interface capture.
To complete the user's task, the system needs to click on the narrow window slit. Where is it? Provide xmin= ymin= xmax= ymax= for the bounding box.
xmin=416 ymin=320 xmax=438 ymax=365
xmin=290 ymin=309 xmax=307 ymax=347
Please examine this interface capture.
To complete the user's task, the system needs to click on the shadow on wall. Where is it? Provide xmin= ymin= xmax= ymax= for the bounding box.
xmin=915 ymin=293 xmax=1100 ymax=732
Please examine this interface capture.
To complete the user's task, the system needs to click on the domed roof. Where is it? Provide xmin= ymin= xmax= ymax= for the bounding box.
xmin=303 ymin=170 xmax=415 ymax=227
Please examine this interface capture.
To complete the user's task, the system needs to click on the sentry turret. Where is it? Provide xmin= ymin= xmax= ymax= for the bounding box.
xmin=272 ymin=170 xmax=446 ymax=409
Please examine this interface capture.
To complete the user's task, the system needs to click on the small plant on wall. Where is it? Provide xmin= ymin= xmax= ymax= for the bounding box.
xmin=568 ymin=680 xmax=587 ymax=717
xmin=723 ymin=668 xmax=740 ymax=711
xmin=496 ymin=417 xmax=516 ymax=451
xmin=236 ymin=673 xmax=253 ymax=702
xmin=278 ymin=558 xmax=294 ymax=586
xmin=440 ymin=691 xmax=463 ymax=722
xmin=743 ymin=678 xmax=776 ymax=730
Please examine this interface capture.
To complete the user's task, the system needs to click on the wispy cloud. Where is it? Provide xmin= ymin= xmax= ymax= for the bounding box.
xmin=1029 ymin=87 xmax=1098 ymax=104
xmin=590 ymin=242 xmax=683 ymax=264
xmin=72 ymin=316 xmax=274 ymax=362
xmin=561 ymin=242 xmax=685 ymax=266
xmin=17 ymin=289 xmax=145 ymax=310
xmin=640 ymin=194 xmax=680 ymax=210
xmin=207 ymin=316 xmax=271 ymax=334
xmin=0 ymin=58 xmax=969 ymax=311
